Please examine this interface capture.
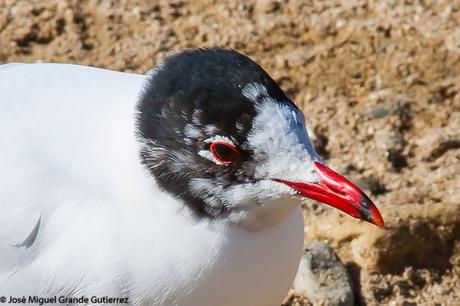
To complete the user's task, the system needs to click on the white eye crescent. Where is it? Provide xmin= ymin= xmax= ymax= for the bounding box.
xmin=200 ymin=136 xmax=240 ymax=165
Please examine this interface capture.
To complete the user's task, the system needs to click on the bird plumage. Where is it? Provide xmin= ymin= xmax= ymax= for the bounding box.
xmin=0 ymin=48 xmax=383 ymax=306
xmin=0 ymin=61 xmax=304 ymax=305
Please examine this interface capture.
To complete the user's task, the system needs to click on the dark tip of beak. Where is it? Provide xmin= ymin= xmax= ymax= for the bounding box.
xmin=357 ymin=193 xmax=385 ymax=228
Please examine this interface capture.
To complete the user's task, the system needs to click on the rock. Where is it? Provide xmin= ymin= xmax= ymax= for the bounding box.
xmin=293 ymin=240 xmax=354 ymax=306
xmin=367 ymin=106 xmax=391 ymax=119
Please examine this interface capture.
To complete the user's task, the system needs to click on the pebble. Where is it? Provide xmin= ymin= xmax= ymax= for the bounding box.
xmin=293 ymin=240 xmax=354 ymax=306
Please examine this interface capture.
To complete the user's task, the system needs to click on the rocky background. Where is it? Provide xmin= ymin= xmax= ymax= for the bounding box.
xmin=1 ymin=0 xmax=459 ymax=305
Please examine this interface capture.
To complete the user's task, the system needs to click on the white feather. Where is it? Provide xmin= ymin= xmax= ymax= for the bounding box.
xmin=203 ymin=135 xmax=234 ymax=145
xmin=241 ymin=82 xmax=269 ymax=103
xmin=183 ymin=123 xmax=202 ymax=139
xmin=246 ymin=90 xmax=320 ymax=183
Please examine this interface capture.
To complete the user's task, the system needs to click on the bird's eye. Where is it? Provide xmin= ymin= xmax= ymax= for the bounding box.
xmin=210 ymin=142 xmax=240 ymax=165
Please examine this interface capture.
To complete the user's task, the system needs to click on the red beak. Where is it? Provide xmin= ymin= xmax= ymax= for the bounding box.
xmin=274 ymin=162 xmax=384 ymax=228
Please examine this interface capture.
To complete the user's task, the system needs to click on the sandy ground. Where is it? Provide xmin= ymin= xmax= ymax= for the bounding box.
xmin=1 ymin=0 xmax=459 ymax=305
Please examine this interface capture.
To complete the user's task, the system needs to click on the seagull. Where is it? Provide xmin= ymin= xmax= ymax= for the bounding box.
xmin=0 ymin=48 xmax=383 ymax=306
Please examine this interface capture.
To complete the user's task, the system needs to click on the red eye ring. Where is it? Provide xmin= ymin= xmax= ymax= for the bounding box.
xmin=209 ymin=141 xmax=240 ymax=165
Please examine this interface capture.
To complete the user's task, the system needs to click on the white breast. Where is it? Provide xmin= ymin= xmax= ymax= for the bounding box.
xmin=177 ymin=207 xmax=304 ymax=306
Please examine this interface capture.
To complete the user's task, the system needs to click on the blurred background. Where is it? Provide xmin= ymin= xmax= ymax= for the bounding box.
xmin=1 ymin=0 xmax=459 ymax=305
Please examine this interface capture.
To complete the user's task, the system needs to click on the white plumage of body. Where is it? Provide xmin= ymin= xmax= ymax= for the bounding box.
xmin=0 ymin=63 xmax=304 ymax=306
